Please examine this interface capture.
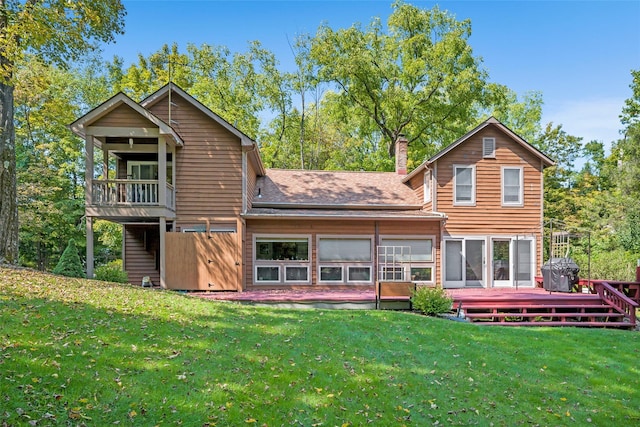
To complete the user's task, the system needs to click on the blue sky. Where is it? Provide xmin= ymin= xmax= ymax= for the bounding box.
xmin=101 ymin=0 xmax=640 ymax=153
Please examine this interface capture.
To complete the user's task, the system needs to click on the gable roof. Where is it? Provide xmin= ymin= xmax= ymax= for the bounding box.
xmin=403 ymin=117 xmax=555 ymax=183
xmin=69 ymin=92 xmax=184 ymax=146
xmin=141 ymin=83 xmax=266 ymax=175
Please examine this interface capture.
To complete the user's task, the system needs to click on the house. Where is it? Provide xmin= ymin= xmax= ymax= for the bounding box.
xmin=70 ymin=83 xmax=554 ymax=292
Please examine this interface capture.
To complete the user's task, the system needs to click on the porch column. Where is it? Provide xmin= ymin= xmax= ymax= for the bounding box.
xmin=86 ymin=216 xmax=94 ymax=278
xmin=85 ymin=134 xmax=94 ymax=279
xmin=159 ymin=217 xmax=166 ymax=289
xmin=85 ymin=135 xmax=94 ymax=205
xmin=158 ymin=136 xmax=167 ymax=207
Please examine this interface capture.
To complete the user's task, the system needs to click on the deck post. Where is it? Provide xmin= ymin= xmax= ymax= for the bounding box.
xmin=86 ymin=216 xmax=94 ymax=278
xmin=159 ymin=217 xmax=166 ymax=289
xmin=636 ymin=259 xmax=640 ymax=282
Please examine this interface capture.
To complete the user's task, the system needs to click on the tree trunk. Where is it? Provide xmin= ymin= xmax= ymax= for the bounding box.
xmin=0 ymin=79 xmax=19 ymax=265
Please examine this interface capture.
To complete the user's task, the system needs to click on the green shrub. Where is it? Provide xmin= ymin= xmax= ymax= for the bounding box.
xmin=412 ymin=286 xmax=452 ymax=316
xmin=52 ymin=238 xmax=85 ymax=278
xmin=94 ymin=259 xmax=129 ymax=283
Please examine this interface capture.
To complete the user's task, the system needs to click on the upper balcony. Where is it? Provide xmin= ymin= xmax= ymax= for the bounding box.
xmin=87 ymin=178 xmax=176 ymax=221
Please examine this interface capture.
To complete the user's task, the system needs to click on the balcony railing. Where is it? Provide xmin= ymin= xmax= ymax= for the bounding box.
xmin=91 ymin=179 xmax=175 ymax=210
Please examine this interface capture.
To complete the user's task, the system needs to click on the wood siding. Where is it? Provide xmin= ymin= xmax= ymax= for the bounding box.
xmin=246 ymin=157 xmax=258 ymax=211
xmin=245 ymin=219 xmax=441 ymax=288
xmin=147 ymin=93 xmax=244 ymax=220
xmin=434 ymin=125 xmax=544 ymax=275
xmin=124 ymin=225 xmax=160 ymax=286
xmin=91 ymin=104 xmax=156 ymax=128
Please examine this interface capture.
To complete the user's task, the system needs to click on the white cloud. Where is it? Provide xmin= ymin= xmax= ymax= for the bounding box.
xmin=543 ymin=98 xmax=625 ymax=154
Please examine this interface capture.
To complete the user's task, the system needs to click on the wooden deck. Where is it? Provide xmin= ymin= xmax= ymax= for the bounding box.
xmin=193 ymin=283 xmax=639 ymax=329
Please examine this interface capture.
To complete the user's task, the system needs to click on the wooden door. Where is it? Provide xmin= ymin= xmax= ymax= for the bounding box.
xmin=165 ymin=232 xmax=240 ymax=291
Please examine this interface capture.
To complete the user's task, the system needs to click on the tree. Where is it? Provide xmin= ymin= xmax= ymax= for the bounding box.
xmin=309 ymin=1 xmax=488 ymax=163
xmin=52 ymin=238 xmax=85 ymax=278
xmin=0 ymin=0 xmax=125 ymax=264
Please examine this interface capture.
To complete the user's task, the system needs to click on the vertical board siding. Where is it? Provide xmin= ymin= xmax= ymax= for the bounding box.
xmin=245 ymin=219 xmax=441 ymax=288
xmin=148 ymin=94 xmax=244 ymax=220
xmin=124 ymin=225 xmax=160 ymax=286
xmin=91 ymin=104 xmax=156 ymax=128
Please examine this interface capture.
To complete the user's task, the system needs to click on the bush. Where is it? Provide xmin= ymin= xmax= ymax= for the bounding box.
xmin=94 ymin=260 xmax=129 ymax=283
xmin=52 ymin=239 xmax=85 ymax=278
xmin=412 ymin=286 xmax=452 ymax=316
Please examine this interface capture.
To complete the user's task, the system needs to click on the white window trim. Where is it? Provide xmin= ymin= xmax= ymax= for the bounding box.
xmin=127 ymin=160 xmax=158 ymax=179
xmin=347 ymin=266 xmax=372 ymax=283
xmin=501 ymin=166 xmax=524 ymax=207
xmin=379 ymin=235 xmax=436 ymax=284
xmin=255 ymin=265 xmax=281 ymax=283
xmin=318 ymin=265 xmax=344 ymax=283
xmin=483 ymin=137 xmax=496 ymax=158
xmin=453 ymin=164 xmax=476 ymax=206
xmin=253 ymin=234 xmax=312 ymax=285
xmin=284 ymin=265 xmax=310 ymax=283
xmin=423 ymin=169 xmax=432 ymax=203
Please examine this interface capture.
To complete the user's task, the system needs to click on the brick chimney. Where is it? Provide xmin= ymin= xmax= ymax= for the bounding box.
xmin=395 ymin=134 xmax=408 ymax=175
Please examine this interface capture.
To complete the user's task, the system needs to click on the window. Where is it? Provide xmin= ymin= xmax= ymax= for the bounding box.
xmin=254 ymin=236 xmax=310 ymax=284
xmin=256 ymin=266 xmax=279 ymax=282
xmin=483 ymin=137 xmax=496 ymax=158
xmin=256 ymin=238 xmax=309 ymax=261
xmin=423 ymin=170 xmax=432 ymax=203
xmin=319 ymin=238 xmax=371 ymax=261
xmin=454 ymin=165 xmax=475 ymax=205
xmin=320 ymin=266 xmax=343 ymax=282
xmin=380 ymin=237 xmax=435 ymax=283
xmin=348 ymin=266 xmax=371 ymax=282
xmin=318 ymin=237 xmax=373 ymax=284
xmin=285 ymin=266 xmax=309 ymax=282
xmin=502 ymin=167 xmax=523 ymax=206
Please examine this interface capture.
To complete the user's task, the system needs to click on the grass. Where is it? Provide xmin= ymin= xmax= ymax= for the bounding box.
xmin=1 ymin=266 xmax=639 ymax=426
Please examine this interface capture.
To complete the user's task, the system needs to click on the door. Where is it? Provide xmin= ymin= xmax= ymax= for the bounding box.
xmin=465 ymin=239 xmax=485 ymax=287
xmin=492 ymin=239 xmax=511 ymax=287
xmin=165 ymin=231 xmax=240 ymax=290
xmin=443 ymin=239 xmax=486 ymax=288
xmin=514 ymin=239 xmax=533 ymax=287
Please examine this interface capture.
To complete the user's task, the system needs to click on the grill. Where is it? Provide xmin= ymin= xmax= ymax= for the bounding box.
xmin=541 ymin=258 xmax=580 ymax=292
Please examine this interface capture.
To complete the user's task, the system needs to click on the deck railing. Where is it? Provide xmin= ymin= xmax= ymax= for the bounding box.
xmin=91 ymin=179 xmax=175 ymax=209
xmin=595 ymin=281 xmax=638 ymax=325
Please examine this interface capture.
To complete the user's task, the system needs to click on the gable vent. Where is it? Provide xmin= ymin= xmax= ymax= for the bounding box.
xmin=483 ymin=137 xmax=495 ymax=158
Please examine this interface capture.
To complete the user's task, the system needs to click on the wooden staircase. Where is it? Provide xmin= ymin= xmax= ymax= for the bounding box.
xmin=451 ymin=282 xmax=638 ymax=329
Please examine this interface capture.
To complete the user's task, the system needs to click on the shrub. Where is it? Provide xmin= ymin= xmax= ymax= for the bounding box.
xmin=52 ymin=239 xmax=85 ymax=278
xmin=94 ymin=260 xmax=129 ymax=283
xmin=412 ymin=286 xmax=452 ymax=316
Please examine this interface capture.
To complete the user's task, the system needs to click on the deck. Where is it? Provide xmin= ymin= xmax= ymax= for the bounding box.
xmin=193 ymin=283 xmax=639 ymax=329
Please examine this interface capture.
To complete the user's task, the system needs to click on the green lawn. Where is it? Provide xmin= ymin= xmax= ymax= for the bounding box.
xmin=1 ymin=267 xmax=638 ymax=426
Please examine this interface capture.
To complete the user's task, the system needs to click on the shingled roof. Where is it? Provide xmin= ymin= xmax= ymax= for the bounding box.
xmin=252 ymin=169 xmax=422 ymax=208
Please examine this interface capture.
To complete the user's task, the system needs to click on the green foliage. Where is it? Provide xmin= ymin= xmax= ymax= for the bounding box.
xmin=2 ymin=267 xmax=639 ymax=426
xmin=309 ymin=1 xmax=489 ymax=162
xmin=411 ymin=286 xmax=452 ymax=316
xmin=94 ymin=259 xmax=129 ymax=283
xmin=52 ymin=239 xmax=85 ymax=278
xmin=572 ymin=248 xmax=638 ymax=282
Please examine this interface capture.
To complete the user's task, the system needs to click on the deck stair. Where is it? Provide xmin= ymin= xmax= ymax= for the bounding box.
xmin=453 ymin=292 xmax=635 ymax=329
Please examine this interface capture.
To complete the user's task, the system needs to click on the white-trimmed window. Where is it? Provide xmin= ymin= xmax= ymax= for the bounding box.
xmin=483 ymin=137 xmax=496 ymax=158
xmin=254 ymin=236 xmax=310 ymax=284
xmin=380 ymin=237 xmax=435 ymax=283
xmin=318 ymin=237 xmax=373 ymax=284
xmin=502 ymin=167 xmax=523 ymax=206
xmin=454 ymin=165 xmax=475 ymax=205
xmin=423 ymin=169 xmax=432 ymax=203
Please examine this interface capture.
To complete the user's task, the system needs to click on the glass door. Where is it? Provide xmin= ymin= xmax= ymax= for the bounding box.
xmin=444 ymin=240 xmax=463 ymax=288
xmin=492 ymin=239 xmax=511 ymax=287
xmin=465 ymin=239 xmax=485 ymax=287
xmin=514 ymin=239 xmax=533 ymax=287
